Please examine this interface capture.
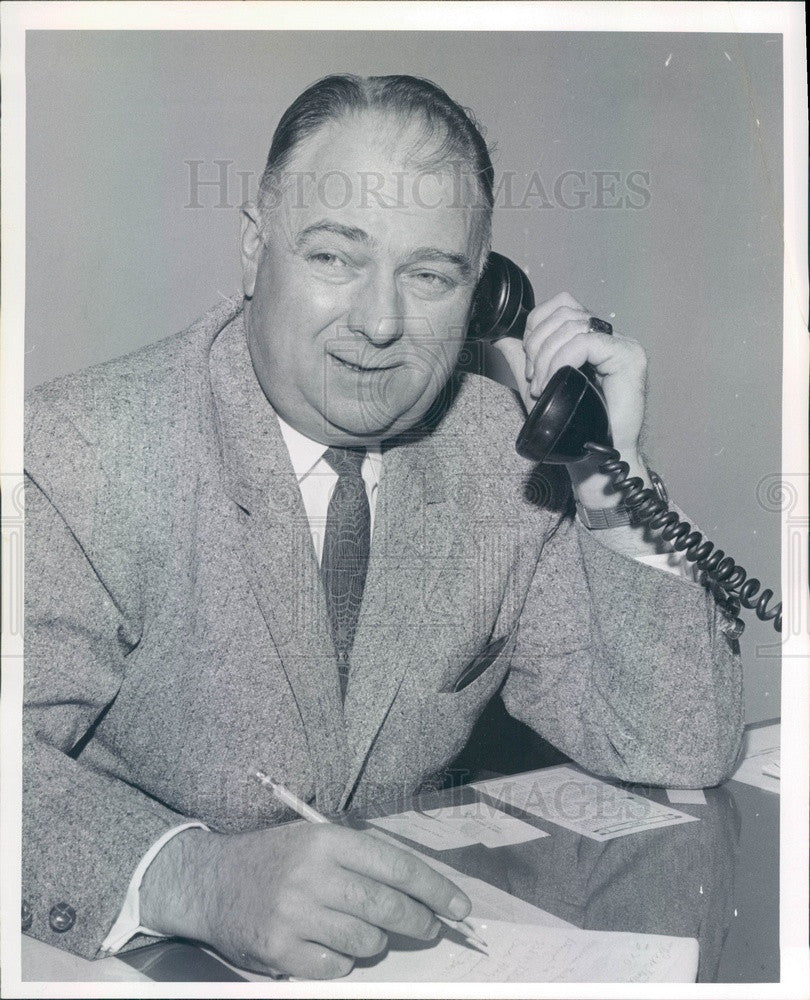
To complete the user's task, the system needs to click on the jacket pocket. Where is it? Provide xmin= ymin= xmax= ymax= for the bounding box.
xmin=440 ymin=633 xmax=511 ymax=694
xmin=435 ymin=630 xmax=517 ymax=705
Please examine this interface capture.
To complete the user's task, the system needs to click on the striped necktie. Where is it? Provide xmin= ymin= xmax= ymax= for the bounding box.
xmin=321 ymin=447 xmax=370 ymax=699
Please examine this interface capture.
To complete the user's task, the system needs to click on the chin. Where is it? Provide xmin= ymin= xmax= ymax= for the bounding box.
xmin=319 ymin=402 xmax=427 ymax=443
xmin=320 ymin=414 xmax=398 ymax=443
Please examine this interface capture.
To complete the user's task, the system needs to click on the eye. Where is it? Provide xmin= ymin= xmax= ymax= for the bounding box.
xmin=407 ymin=270 xmax=456 ymax=298
xmin=308 ymin=252 xmax=347 ymax=268
xmin=305 ymin=250 xmax=358 ymax=283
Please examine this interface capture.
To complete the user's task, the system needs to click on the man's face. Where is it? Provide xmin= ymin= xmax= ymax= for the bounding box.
xmin=241 ymin=113 xmax=484 ymax=445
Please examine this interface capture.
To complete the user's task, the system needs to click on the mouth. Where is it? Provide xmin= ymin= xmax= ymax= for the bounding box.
xmin=329 ymin=353 xmax=402 ymax=374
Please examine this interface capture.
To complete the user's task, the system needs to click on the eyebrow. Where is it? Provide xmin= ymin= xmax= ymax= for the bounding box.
xmin=295 ymin=221 xmax=377 ymax=248
xmin=402 ymin=247 xmax=474 ymax=279
xmin=295 ymin=221 xmax=474 ymax=279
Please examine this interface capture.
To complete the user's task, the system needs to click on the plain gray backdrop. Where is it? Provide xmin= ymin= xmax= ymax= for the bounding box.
xmin=25 ymin=30 xmax=783 ymax=722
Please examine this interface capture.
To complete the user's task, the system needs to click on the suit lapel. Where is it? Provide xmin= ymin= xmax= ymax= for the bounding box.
xmin=208 ymin=312 xmax=349 ymax=811
xmin=340 ymin=432 xmax=473 ymax=809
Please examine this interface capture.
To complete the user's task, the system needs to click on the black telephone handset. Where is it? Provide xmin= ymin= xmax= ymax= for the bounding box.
xmin=469 ymin=251 xmax=782 ymax=635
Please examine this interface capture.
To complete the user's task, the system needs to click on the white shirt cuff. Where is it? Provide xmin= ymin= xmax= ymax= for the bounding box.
xmin=99 ymin=821 xmax=209 ymax=955
xmin=634 ymin=548 xmax=698 ymax=581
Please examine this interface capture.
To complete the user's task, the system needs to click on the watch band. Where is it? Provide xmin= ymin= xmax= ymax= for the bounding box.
xmin=575 ymin=470 xmax=669 ymax=530
xmin=648 ymin=470 xmax=669 ymax=505
xmin=575 ymin=502 xmax=634 ymax=529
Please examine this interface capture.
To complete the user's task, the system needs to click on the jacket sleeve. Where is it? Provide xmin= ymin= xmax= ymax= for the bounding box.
xmin=501 ymin=512 xmax=745 ymax=788
xmin=23 ymin=409 xmax=184 ymax=958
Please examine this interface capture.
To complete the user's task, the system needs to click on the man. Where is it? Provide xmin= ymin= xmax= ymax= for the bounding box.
xmin=23 ymin=74 xmax=743 ymax=979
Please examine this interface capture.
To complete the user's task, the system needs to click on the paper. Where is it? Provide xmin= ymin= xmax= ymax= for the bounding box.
xmin=367 ymin=801 xmax=547 ymax=851
xmin=424 ymin=801 xmax=547 ymax=847
xmin=729 ymin=722 xmax=780 ymax=793
xmin=342 ymin=917 xmax=700 ymax=983
xmin=368 ymin=829 xmax=573 ymax=928
xmin=761 ymin=755 xmax=781 ymax=779
xmin=666 ymin=787 xmax=708 ymax=805
xmin=473 ymin=765 xmax=699 ymax=841
xmin=368 ymin=810 xmax=482 ymax=850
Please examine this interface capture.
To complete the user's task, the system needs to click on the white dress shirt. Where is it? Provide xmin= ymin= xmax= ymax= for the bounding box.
xmin=275 ymin=416 xmax=383 ymax=565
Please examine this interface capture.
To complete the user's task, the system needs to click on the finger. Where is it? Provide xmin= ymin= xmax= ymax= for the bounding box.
xmin=524 ymin=306 xmax=589 ymax=379
xmin=488 ymin=337 xmax=527 ymax=399
xmin=287 ymin=942 xmax=356 ymax=980
xmin=526 ymin=316 xmax=591 ymax=388
xmin=492 ymin=316 xmax=589 ymax=412
xmin=525 ymin=303 xmax=589 ymax=342
xmin=301 ymin=907 xmax=389 ymax=960
xmin=326 ymin=870 xmax=443 ymax=941
xmin=531 ymin=331 xmax=639 ymax=398
xmin=525 ymin=292 xmax=588 ymax=331
xmin=331 ymin=831 xmax=471 ymax=921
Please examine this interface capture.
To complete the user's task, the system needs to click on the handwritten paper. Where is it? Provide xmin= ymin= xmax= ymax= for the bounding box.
xmin=369 ymin=830 xmax=573 ymax=927
xmin=367 ymin=801 xmax=547 ymax=851
xmin=473 ymin=765 xmax=699 ymax=841
xmin=342 ymin=918 xmax=700 ymax=983
xmin=730 ymin=722 xmax=780 ymax=793
xmin=237 ymin=836 xmax=575 ymax=983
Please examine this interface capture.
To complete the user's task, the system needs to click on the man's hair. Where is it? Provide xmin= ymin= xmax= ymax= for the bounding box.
xmin=257 ymin=74 xmax=495 ymax=259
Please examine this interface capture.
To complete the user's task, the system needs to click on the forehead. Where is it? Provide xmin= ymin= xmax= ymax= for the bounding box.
xmin=272 ymin=112 xmax=483 ymax=252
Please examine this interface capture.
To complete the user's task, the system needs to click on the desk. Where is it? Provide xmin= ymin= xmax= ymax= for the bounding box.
xmin=21 ymin=740 xmax=779 ymax=985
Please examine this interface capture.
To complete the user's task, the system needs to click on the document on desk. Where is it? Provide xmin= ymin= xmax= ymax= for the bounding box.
xmin=761 ymin=755 xmax=780 ymax=779
xmin=368 ymin=829 xmax=574 ymax=928
xmin=236 ymin=836 xmax=697 ymax=985
xmin=367 ymin=801 xmax=547 ymax=850
xmin=342 ymin=918 xmax=700 ymax=983
xmin=729 ymin=722 xmax=780 ymax=793
xmin=473 ymin=765 xmax=699 ymax=841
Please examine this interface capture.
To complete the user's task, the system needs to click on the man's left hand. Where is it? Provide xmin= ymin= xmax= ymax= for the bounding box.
xmin=495 ymin=290 xmax=648 ymax=458
xmin=493 ymin=290 xmax=655 ymax=522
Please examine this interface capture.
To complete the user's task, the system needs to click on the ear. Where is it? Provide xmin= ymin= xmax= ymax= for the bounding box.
xmin=240 ymin=202 xmax=264 ymax=298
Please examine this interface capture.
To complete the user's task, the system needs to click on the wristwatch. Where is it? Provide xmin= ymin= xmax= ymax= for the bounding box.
xmin=575 ymin=470 xmax=669 ymax=530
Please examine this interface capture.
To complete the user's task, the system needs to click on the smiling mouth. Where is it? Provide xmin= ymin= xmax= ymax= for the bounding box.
xmin=330 ymin=354 xmax=401 ymax=373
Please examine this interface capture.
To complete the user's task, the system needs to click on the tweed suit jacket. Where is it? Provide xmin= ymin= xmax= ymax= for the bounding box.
xmin=23 ymin=297 xmax=744 ymax=958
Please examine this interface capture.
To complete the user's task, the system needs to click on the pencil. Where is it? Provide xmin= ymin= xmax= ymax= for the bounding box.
xmin=252 ymin=770 xmax=488 ymax=952
xmin=254 ymin=770 xmax=330 ymax=824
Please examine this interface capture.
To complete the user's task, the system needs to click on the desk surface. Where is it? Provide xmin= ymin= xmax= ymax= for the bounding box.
xmin=21 ymin=733 xmax=780 ymax=986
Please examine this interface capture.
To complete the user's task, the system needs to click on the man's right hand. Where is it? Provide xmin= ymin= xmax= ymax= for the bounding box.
xmin=139 ymin=822 xmax=471 ymax=979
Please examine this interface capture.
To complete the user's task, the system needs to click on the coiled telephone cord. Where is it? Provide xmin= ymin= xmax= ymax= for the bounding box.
xmin=584 ymin=442 xmax=782 ymax=634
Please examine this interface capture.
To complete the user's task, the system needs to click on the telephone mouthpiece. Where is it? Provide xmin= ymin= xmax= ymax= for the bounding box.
xmin=516 ymin=365 xmax=612 ymax=464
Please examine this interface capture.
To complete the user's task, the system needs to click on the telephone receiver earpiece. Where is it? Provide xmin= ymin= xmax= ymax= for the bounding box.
xmin=468 ymin=252 xmax=612 ymax=464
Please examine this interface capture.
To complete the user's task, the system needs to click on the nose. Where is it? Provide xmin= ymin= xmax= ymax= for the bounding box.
xmin=345 ymin=271 xmax=404 ymax=348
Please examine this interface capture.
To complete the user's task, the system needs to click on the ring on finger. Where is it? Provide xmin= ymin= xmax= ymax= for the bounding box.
xmin=588 ymin=316 xmax=613 ymax=336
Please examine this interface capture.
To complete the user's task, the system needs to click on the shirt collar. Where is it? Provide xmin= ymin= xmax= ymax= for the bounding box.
xmin=275 ymin=415 xmax=382 ymax=486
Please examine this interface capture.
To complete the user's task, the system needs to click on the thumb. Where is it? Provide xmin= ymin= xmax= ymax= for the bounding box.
xmin=487 ymin=337 xmax=533 ymax=410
